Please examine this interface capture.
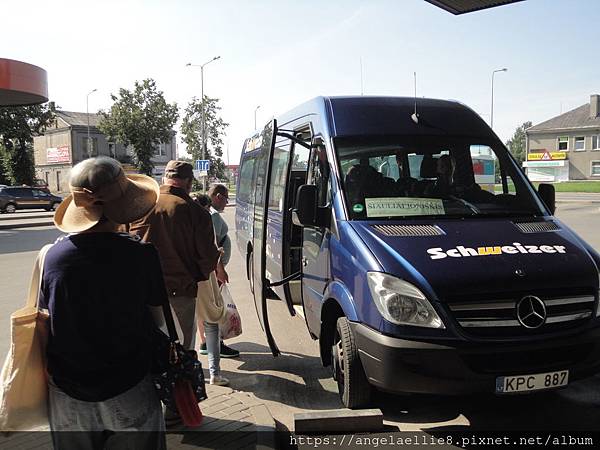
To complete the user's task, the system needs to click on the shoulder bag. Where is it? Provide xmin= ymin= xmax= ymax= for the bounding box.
xmin=151 ymin=298 xmax=207 ymax=427
xmin=0 ymin=244 xmax=53 ymax=432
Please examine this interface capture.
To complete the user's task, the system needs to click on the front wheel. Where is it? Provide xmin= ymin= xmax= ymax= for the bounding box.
xmin=331 ymin=317 xmax=372 ymax=408
xmin=4 ymin=203 xmax=16 ymax=213
xmin=51 ymin=202 xmax=61 ymax=211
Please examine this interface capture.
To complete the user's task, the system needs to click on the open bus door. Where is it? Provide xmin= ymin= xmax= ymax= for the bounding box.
xmin=251 ymin=120 xmax=281 ymax=356
xmin=251 ymin=120 xmax=308 ymax=357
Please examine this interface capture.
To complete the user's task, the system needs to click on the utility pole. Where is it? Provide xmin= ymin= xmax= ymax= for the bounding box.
xmin=254 ymin=105 xmax=261 ymax=130
xmin=491 ymin=68 xmax=508 ymax=129
xmin=186 ymin=56 xmax=221 ymax=191
xmin=86 ymin=88 xmax=98 ymax=157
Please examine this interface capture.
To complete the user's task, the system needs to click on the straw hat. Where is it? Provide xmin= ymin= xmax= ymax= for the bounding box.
xmin=54 ymin=157 xmax=160 ymax=233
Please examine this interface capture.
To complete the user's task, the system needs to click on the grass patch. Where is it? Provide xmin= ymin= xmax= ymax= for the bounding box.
xmin=495 ymin=181 xmax=600 ymax=193
xmin=532 ymin=181 xmax=600 ymax=193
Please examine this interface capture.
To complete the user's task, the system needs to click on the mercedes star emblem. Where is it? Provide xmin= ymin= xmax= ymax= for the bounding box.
xmin=516 ymin=296 xmax=547 ymax=329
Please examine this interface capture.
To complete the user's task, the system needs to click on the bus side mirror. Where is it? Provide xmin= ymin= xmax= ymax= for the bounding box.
xmin=292 ymin=185 xmax=317 ymax=227
xmin=538 ymin=183 xmax=555 ymax=215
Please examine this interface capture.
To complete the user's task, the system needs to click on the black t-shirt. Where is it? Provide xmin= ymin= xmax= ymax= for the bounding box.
xmin=39 ymin=233 xmax=167 ymax=402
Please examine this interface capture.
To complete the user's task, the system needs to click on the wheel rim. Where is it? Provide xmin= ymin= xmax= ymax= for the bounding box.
xmin=52 ymin=202 xmax=59 ymax=211
xmin=6 ymin=205 xmax=15 ymax=213
xmin=333 ymin=335 xmax=345 ymax=394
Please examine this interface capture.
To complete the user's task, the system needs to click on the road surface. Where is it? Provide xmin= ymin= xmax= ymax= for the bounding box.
xmin=0 ymin=202 xmax=599 ymax=434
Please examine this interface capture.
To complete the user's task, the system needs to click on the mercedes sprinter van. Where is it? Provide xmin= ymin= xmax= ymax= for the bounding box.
xmin=235 ymin=96 xmax=600 ymax=408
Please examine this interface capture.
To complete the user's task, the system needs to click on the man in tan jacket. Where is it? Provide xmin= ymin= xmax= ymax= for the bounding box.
xmin=130 ymin=160 xmax=223 ymax=350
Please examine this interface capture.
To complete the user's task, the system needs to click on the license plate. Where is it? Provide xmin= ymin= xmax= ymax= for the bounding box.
xmin=496 ymin=370 xmax=569 ymax=394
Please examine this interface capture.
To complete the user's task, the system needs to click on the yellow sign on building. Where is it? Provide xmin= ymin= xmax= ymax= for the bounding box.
xmin=527 ymin=151 xmax=567 ymax=161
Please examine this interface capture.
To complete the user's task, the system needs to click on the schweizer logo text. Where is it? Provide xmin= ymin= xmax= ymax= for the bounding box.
xmin=427 ymin=243 xmax=567 ymax=260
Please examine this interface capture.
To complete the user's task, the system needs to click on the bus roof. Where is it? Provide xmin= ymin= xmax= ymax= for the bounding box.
xmin=276 ymin=96 xmax=497 ymax=140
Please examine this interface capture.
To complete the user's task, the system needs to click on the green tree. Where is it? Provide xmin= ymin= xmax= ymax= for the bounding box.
xmin=180 ymin=96 xmax=229 ymax=180
xmin=0 ymin=103 xmax=56 ymax=185
xmin=505 ymin=121 xmax=532 ymax=165
xmin=99 ymin=79 xmax=179 ymax=175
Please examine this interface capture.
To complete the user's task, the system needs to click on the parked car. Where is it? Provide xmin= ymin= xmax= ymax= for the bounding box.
xmin=32 ymin=178 xmax=51 ymax=193
xmin=0 ymin=186 xmax=62 ymax=213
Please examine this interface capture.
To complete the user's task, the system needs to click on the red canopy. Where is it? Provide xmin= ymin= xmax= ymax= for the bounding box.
xmin=0 ymin=58 xmax=48 ymax=106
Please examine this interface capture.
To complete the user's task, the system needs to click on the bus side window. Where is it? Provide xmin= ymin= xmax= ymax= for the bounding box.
xmin=268 ymin=139 xmax=292 ymax=211
xmin=308 ymin=144 xmax=330 ymax=207
xmin=238 ymin=156 xmax=257 ymax=204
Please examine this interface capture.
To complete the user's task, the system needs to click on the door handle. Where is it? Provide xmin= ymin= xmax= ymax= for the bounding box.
xmin=302 ymin=257 xmax=308 ymax=267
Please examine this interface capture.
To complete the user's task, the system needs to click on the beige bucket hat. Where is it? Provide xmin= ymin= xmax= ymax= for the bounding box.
xmin=54 ymin=157 xmax=160 ymax=233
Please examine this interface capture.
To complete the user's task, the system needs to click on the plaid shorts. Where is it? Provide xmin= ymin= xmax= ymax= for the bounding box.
xmin=48 ymin=374 xmax=165 ymax=449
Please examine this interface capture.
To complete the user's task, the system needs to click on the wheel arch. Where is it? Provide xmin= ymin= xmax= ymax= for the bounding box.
xmin=319 ymin=281 xmax=359 ymax=367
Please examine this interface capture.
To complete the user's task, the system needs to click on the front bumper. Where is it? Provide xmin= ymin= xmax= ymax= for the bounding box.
xmin=351 ymin=322 xmax=600 ymax=395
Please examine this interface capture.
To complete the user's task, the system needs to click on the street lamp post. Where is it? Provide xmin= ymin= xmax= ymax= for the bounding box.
xmin=254 ymin=105 xmax=261 ymax=130
xmin=186 ymin=56 xmax=221 ymax=191
xmin=490 ymin=68 xmax=507 ymax=129
xmin=86 ymin=88 xmax=98 ymax=157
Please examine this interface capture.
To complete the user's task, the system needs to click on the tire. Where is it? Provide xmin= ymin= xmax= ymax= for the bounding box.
xmin=4 ymin=203 xmax=16 ymax=214
xmin=51 ymin=202 xmax=60 ymax=211
xmin=332 ymin=317 xmax=372 ymax=408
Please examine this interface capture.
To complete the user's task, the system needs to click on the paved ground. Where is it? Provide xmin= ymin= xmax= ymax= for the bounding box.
xmin=0 ymin=385 xmax=276 ymax=449
xmin=555 ymin=192 xmax=600 ymax=203
xmin=0 ymin=221 xmax=278 ymax=449
xmin=1 ymin=196 xmax=600 ymax=447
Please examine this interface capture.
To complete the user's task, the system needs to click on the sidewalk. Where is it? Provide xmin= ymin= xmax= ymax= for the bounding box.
xmin=555 ymin=192 xmax=600 ymax=203
xmin=0 ymin=384 xmax=277 ymax=450
xmin=167 ymin=384 xmax=277 ymax=449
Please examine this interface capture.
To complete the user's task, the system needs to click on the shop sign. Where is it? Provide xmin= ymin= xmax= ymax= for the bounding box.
xmin=47 ymin=146 xmax=70 ymax=163
xmin=527 ymin=151 xmax=567 ymax=161
xmin=522 ymin=161 xmax=565 ymax=168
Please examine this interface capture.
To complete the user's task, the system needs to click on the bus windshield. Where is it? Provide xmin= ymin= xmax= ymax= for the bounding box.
xmin=335 ymin=136 xmax=545 ymax=220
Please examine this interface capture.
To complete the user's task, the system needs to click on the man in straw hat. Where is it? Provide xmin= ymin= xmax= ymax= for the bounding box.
xmin=129 ymin=161 xmax=226 ymax=388
xmin=41 ymin=156 xmax=167 ymax=449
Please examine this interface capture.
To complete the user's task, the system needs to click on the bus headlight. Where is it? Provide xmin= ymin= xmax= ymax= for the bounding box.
xmin=367 ymin=272 xmax=445 ymax=329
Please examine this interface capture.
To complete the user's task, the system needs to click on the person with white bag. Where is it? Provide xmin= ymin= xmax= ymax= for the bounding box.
xmin=37 ymin=157 xmax=167 ymax=448
xmin=197 ymin=184 xmax=241 ymax=362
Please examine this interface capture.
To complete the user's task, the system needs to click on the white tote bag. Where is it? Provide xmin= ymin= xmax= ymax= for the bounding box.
xmin=0 ymin=244 xmax=52 ymax=432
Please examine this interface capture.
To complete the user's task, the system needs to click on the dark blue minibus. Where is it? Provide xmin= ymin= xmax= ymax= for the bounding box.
xmin=235 ymin=96 xmax=600 ymax=408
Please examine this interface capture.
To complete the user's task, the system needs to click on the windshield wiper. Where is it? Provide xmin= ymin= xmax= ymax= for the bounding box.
xmin=447 ymin=196 xmax=480 ymax=214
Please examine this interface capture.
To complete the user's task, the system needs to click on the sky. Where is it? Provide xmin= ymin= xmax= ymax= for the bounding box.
xmin=3 ymin=0 xmax=599 ymax=165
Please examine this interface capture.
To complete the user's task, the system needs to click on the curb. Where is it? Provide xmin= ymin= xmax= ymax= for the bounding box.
xmin=0 ymin=221 xmax=55 ymax=230
xmin=0 ymin=213 xmax=54 ymax=221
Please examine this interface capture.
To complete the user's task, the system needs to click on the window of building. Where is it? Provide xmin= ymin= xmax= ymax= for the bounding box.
xmin=592 ymin=161 xmax=600 ymax=177
xmin=108 ymin=143 xmax=116 ymax=158
xmin=154 ymin=143 xmax=166 ymax=156
xmin=56 ymin=171 xmax=61 ymax=191
xmin=557 ymin=136 xmax=569 ymax=151
xmin=592 ymin=135 xmax=600 ymax=151
xmin=82 ymin=137 xmax=98 ymax=157
xmin=574 ymin=137 xmax=585 ymax=151
xmin=45 ymin=172 xmax=50 ymax=186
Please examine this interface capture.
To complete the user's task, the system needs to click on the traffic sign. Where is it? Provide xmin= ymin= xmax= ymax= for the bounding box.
xmin=193 ymin=169 xmax=208 ymax=179
xmin=195 ymin=159 xmax=210 ymax=172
